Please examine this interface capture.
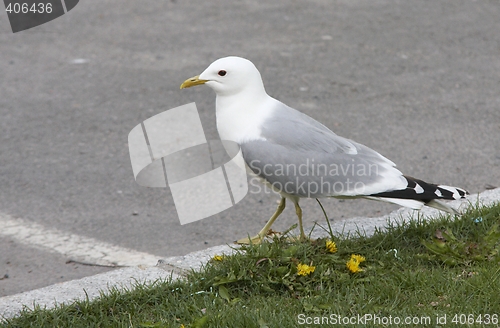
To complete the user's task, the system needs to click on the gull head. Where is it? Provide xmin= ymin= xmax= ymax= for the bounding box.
xmin=180 ymin=56 xmax=266 ymax=97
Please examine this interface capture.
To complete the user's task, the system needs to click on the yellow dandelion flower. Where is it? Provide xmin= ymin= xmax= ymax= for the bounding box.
xmin=297 ymin=263 xmax=316 ymax=276
xmin=212 ymin=255 xmax=224 ymax=261
xmin=351 ymin=254 xmax=366 ymax=263
xmin=346 ymin=258 xmax=362 ymax=273
xmin=346 ymin=254 xmax=366 ymax=273
xmin=326 ymin=240 xmax=337 ymax=253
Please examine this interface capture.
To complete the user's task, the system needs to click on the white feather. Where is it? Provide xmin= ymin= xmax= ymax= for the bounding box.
xmin=437 ymin=185 xmax=461 ymax=200
xmin=363 ymin=196 xmax=424 ymax=210
xmin=415 ymin=183 xmax=424 ymax=194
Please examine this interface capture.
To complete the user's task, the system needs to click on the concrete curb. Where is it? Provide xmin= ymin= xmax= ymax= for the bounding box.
xmin=1 ymin=188 xmax=499 ymax=321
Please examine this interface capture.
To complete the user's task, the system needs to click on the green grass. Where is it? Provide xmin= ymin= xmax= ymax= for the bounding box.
xmin=3 ymin=202 xmax=500 ymax=328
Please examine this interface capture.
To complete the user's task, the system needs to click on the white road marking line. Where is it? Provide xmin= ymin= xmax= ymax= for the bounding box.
xmin=0 ymin=212 xmax=160 ymax=267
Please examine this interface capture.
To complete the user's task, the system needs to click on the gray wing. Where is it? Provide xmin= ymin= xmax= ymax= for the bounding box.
xmin=241 ymin=102 xmax=406 ymax=197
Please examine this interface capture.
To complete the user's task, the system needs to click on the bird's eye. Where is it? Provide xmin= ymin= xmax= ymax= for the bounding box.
xmin=218 ymin=70 xmax=227 ymax=76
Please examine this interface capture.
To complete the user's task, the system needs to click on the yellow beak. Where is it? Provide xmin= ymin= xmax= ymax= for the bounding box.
xmin=180 ymin=75 xmax=209 ymax=89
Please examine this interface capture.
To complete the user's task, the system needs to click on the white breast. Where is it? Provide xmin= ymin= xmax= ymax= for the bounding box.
xmin=216 ymin=95 xmax=277 ymax=144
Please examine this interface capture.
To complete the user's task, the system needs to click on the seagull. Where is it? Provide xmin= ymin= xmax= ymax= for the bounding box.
xmin=180 ymin=56 xmax=468 ymax=244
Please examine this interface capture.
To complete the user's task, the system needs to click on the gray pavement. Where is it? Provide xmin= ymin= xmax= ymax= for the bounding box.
xmin=1 ymin=0 xmax=499 ymax=297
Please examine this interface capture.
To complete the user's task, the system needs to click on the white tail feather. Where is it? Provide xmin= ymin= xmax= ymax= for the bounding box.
xmin=363 ymin=196 xmax=424 ymax=210
xmin=425 ymin=199 xmax=461 ymax=215
xmin=364 ymin=197 xmax=461 ymax=215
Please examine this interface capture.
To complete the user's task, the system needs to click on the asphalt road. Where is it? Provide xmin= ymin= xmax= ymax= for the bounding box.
xmin=1 ymin=0 xmax=499 ymax=297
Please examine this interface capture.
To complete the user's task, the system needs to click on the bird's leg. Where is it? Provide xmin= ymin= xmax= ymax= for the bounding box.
xmin=294 ymin=201 xmax=307 ymax=241
xmin=316 ymin=198 xmax=334 ymax=238
xmin=236 ymin=197 xmax=286 ymax=244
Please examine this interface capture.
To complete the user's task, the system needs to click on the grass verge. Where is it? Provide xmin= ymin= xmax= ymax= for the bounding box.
xmin=2 ymin=202 xmax=500 ymax=328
